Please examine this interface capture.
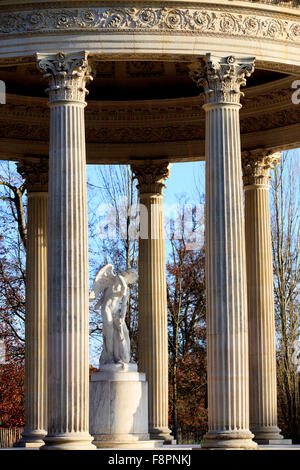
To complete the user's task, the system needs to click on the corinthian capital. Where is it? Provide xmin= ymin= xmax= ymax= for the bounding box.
xmin=188 ymin=54 xmax=255 ymax=105
xmin=131 ymin=161 xmax=171 ymax=195
xmin=17 ymin=158 xmax=48 ymax=192
xmin=36 ymin=51 xmax=93 ymax=104
xmin=242 ymin=149 xmax=281 ymax=188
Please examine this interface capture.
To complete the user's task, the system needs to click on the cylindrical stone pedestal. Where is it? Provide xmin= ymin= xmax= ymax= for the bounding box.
xmin=243 ymin=150 xmax=284 ymax=444
xmin=90 ymin=364 xmax=162 ymax=449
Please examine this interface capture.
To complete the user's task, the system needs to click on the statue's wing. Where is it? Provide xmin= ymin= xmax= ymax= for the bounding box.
xmin=89 ymin=264 xmax=115 ymax=301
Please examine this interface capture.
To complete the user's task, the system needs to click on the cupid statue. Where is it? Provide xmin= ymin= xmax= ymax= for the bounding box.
xmin=89 ymin=264 xmax=138 ymax=367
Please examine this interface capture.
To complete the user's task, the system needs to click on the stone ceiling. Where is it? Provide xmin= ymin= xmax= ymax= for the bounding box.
xmin=0 ymin=61 xmax=288 ymax=101
xmin=0 ymin=72 xmax=298 ymax=163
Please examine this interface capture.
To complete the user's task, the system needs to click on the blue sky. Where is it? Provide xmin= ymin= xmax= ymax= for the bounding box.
xmin=163 ymin=161 xmax=205 ymax=206
xmin=86 ymin=160 xmax=206 ymax=263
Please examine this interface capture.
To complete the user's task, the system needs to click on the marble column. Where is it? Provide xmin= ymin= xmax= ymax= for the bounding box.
xmin=242 ymin=149 xmax=284 ymax=444
xmin=189 ymin=55 xmax=257 ymax=449
xmin=131 ymin=161 xmax=173 ymax=443
xmin=16 ymin=159 xmax=48 ymax=448
xmin=37 ymin=52 xmax=95 ymax=450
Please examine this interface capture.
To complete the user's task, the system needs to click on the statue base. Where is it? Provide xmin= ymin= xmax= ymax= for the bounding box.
xmin=99 ymin=362 xmax=138 ymax=373
xmin=89 ymin=364 xmax=163 ymax=449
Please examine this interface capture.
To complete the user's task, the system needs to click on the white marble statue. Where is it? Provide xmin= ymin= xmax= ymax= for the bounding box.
xmin=89 ymin=264 xmax=138 ymax=367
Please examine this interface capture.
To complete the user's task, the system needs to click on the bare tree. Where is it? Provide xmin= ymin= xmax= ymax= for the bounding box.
xmin=0 ymin=161 xmax=26 ymax=360
xmin=166 ymin=197 xmax=206 ymax=440
xmin=270 ymin=150 xmax=300 ymax=442
xmin=87 ymin=164 xmax=139 ymax=361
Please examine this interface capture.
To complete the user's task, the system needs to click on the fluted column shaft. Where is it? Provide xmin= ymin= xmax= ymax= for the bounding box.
xmin=37 ymin=52 xmax=95 ymax=450
xmin=243 ymin=150 xmax=283 ymax=444
xmin=189 ymin=55 xmax=257 ymax=449
xmin=16 ymin=160 xmax=48 ymax=448
xmin=132 ymin=162 xmax=173 ymax=443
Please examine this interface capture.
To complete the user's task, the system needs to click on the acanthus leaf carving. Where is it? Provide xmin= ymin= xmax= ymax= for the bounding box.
xmin=242 ymin=149 xmax=281 ymax=187
xmin=17 ymin=158 xmax=49 ymax=192
xmin=188 ymin=55 xmax=255 ymax=105
xmin=36 ymin=51 xmax=93 ymax=104
xmin=131 ymin=160 xmax=171 ymax=195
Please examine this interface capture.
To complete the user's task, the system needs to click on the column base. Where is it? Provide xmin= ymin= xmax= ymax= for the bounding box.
xmin=251 ymin=427 xmax=290 ymax=445
xmin=14 ymin=440 xmax=45 ymax=449
xmin=258 ymin=439 xmax=292 ymax=445
xmin=202 ymin=430 xmax=258 ymax=450
xmin=14 ymin=429 xmax=47 ymax=448
xmin=40 ymin=432 xmax=96 ymax=450
xmin=150 ymin=427 xmax=175 ymax=444
xmin=93 ymin=436 xmax=163 ymax=449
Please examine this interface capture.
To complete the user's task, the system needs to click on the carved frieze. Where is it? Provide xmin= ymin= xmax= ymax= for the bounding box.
xmin=0 ymin=6 xmax=299 ymax=45
xmin=241 ymin=86 xmax=294 ymax=109
xmin=1 ymin=103 xmax=300 ymax=144
xmin=85 ymin=125 xmax=205 ymax=143
xmin=2 ymin=103 xmax=299 ymax=143
xmin=240 ymin=106 xmax=300 ymax=133
xmin=0 ymin=122 xmax=49 ymax=141
xmin=0 ymin=73 xmax=299 ymax=145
